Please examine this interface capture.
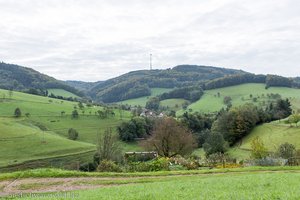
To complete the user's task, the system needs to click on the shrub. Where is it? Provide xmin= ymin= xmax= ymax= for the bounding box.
xmin=169 ymin=156 xmax=200 ymax=170
xmin=97 ymin=160 xmax=122 ymax=172
xmin=14 ymin=108 xmax=22 ymax=118
xmin=184 ymin=160 xmax=200 ymax=170
xmin=127 ymin=157 xmax=169 ymax=172
xmin=276 ymin=142 xmax=296 ymax=159
xmin=71 ymin=110 xmax=79 ymax=119
xmin=68 ymin=128 xmax=79 ymax=140
xmin=79 ymin=162 xmax=97 ymax=172
xmin=205 ymin=153 xmax=226 ymax=167
xmin=250 ymin=136 xmax=268 ymax=159
xmin=245 ymin=157 xmax=287 ymax=166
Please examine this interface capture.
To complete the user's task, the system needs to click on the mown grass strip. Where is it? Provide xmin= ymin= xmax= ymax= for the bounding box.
xmin=1 ymin=166 xmax=300 ymax=181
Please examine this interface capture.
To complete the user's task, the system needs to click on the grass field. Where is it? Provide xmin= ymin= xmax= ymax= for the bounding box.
xmin=72 ymin=172 xmax=300 ymax=200
xmin=160 ymin=98 xmax=188 ymax=111
xmin=178 ymin=83 xmax=300 ymax=115
xmin=0 ymin=89 xmax=135 ymax=170
xmin=0 ymin=117 xmax=95 ymax=167
xmin=120 ymin=88 xmax=173 ymax=107
xmin=47 ymin=89 xmax=79 ymax=98
xmin=239 ymin=120 xmax=300 ymax=151
xmin=2 ymin=167 xmax=300 ymax=199
xmin=224 ymin=119 xmax=300 ymax=160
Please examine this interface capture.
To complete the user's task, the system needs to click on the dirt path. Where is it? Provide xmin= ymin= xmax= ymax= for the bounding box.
xmin=0 ymin=170 xmax=298 ymax=197
xmin=0 ymin=177 xmax=131 ymax=197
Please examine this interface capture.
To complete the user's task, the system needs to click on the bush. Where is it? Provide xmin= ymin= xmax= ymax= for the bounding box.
xmin=276 ymin=142 xmax=296 ymax=159
xmin=14 ymin=108 xmax=22 ymax=118
xmin=79 ymin=162 xmax=97 ymax=172
xmin=127 ymin=157 xmax=169 ymax=172
xmin=245 ymin=157 xmax=288 ymax=166
xmin=68 ymin=128 xmax=79 ymax=140
xmin=97 ymin=160 xmax=122 ymax=172
xmin=169 ymin=156 xmax=200 ymax=170
xmin=71 ymin=110 xmax=79 ymax=119
xmin=250 ymin=136 xmax=268 ymax=159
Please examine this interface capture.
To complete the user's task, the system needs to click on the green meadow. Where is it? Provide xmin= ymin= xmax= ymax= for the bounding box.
xmin=71 ymin=172 xmax=300 ymax=200
xmin=160 ymin=98 xmax=188 ymax=111
xmin=178 ymin=83 xmax=300 ymax=115
xmin=0 ymin=89 xmax=135 ymax=170
xmin=4 ymin=168 xmax=300 ymax=200
xmin=46 ymin=89 xmax=79 ymax=98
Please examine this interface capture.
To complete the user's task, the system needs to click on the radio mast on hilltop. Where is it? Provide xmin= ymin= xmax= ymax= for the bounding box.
xmin=150 ymin=53 xmax=152 ymax=70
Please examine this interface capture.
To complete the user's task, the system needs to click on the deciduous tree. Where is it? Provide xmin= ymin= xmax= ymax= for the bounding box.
xmin=142 ymin=118 xmax=197 ymax=157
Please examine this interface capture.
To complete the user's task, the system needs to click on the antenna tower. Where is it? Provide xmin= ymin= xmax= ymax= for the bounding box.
xmin=150 ymin=53 xmax=152 ymax=70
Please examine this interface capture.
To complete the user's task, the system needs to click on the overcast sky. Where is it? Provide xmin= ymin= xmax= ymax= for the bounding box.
xmin=0 ymin=0 xmax=299 ymax=81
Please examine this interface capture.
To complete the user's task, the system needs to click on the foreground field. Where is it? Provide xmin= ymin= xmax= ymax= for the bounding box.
xmin=1 ymin=167 xmax=300 ymax=199
xmin=178 ymin=83 xmax=300 ymax=115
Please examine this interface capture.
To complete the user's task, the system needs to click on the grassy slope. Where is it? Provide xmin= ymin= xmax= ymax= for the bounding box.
xmin=0 ymin=89 xmax=134 ymax=169
xmin=47 ymin=89 xmax=79 ymax=98
xmin=178 ymin=83 xmax=300 ymax=115
xmin=181 ymin=83 xmax=300 ymax=159
xmin=120 ymin=88 xmax=173 ymax=107
xmin=228 ymin=119 xmax=300 ymax=160
xmin=160 ymin=98 xmax=188 ymax=111
xmin=0 ymin=117 xmax=94 ymax=167
xmin=239 ymin=120 xmax=300 ymax=151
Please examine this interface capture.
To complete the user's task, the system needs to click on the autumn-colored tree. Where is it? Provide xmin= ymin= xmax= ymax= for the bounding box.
xmin=142 ymin=118 xmax=197 ymax=157
xmin=250 ymin=136 xmax=268 ymax=159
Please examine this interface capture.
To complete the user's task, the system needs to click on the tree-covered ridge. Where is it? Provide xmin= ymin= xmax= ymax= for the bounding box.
xmin=204 ymin=73 xmax=300 ymax=90
xmin=0 ymin=62 xmax=84 ymax=96
xmin=89 ymin=65 xmax=246 ymax=103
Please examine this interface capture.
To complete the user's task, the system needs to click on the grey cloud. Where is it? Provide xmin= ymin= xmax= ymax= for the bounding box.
xmin=0 ymin=0 xmax=299 ymax=81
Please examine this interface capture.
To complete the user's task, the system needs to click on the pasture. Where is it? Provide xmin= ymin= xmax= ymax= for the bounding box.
xmin=0 ymin=89 xmax=135 ymax=170
xmin=46 ymin=89 xmax=79 ymax=98
xmin=178 ymin=83 xmax=300 ymax=115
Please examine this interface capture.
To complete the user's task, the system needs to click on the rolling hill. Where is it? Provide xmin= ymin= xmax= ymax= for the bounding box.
xmin=1 ymin=62 xmax=300 ymax=166
xmin=228 ymin=119 xmax=300 ymax=160
xmin=86 ymin=65 xmax=247 ymax=103
xmin=0 ymin=62 xmax=84 ymax=97
xmin=0 ymin=88 xmax=133 ymax=171
xmin=178 ymin=83 xmax=300 ymax=115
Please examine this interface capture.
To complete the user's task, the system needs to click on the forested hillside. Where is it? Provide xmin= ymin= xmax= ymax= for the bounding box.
xmin=0 ymin=62 xmax=83 ymax=96
xmin=88 ymin=65 xmax=247 ymax=103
